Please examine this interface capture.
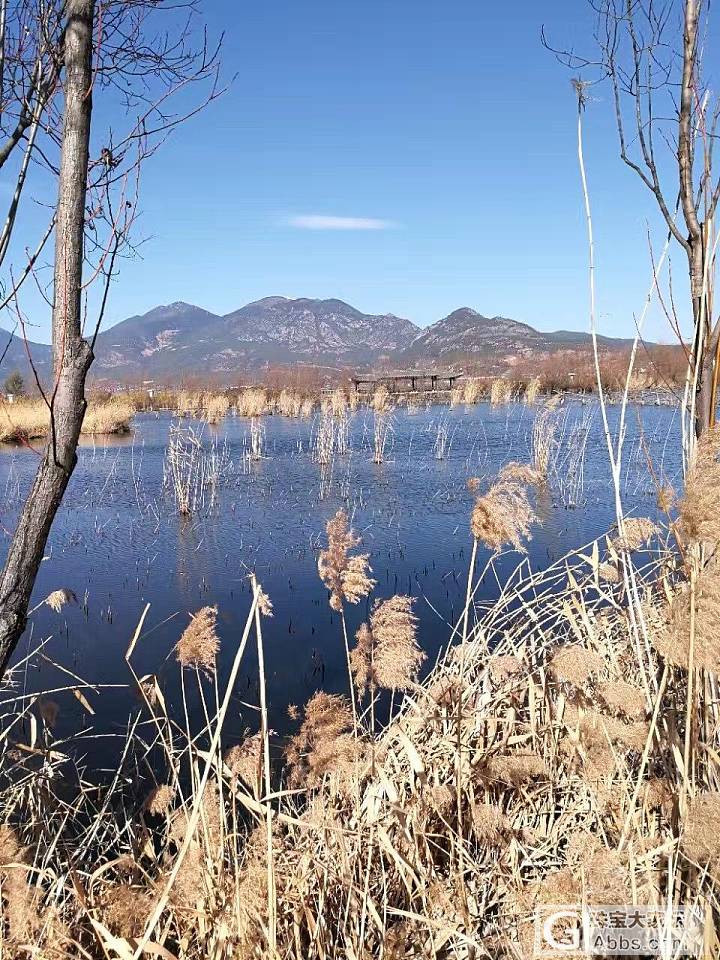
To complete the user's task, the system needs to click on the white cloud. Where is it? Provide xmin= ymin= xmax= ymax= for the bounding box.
xmin=288 ymin=214 xmax=395 ymax=231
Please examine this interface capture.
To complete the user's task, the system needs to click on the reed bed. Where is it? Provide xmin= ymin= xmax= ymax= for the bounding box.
xmin=275 ymin=389 xmax=316 ymax=418
xmin=2 ymin=429 xmax=718 ymax=958
xmin=490 ymin=377 xmax=514 ymax=405
xmin=175 ymin=391 xmax=233 ymax=423
xmin=203 ymin=394 xmax=230 ymax=424
xmin=163 ymin=422 xmax=230 ymax=514
xmin=175 ymin=390 xmax=203 ymax=418
xmin=0 ymin=396 xmax=136 ymax=442
xmin=524 ymin=376 xmax=541 ymax=404
xmin=236 ymin=388 xmax=269 ymax=419
xmin=462 ymin=377 xmax=483 ymax=405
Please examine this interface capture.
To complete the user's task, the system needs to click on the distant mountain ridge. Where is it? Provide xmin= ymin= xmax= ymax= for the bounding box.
xmin=0 ymin=297 xmax=635 ymax=384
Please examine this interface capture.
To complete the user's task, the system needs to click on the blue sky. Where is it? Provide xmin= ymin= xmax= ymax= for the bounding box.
xmin=1 ymin=0 xmax=708 ymax=342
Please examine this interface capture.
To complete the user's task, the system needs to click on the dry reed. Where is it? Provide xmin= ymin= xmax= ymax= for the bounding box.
xmin=236 ymin=387 xmax=269 ymax=418
xmin=4 ymin=452 xmax=720 ymax=960
xmin=470 ymin=471 xmax=537 ymax=552
xmin=490 ymin=377 xmax=514 ymax=405
xmin=175 ymin=605 xmax=220 ymax=673
xmin=0 ymin=395 xmax=135 ymax=442
xmin=203 ymin=393 xmax=230 ymax=424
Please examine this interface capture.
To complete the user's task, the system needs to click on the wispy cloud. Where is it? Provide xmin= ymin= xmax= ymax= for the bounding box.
xmin=288 ymin=214 xmax=396 ymax=231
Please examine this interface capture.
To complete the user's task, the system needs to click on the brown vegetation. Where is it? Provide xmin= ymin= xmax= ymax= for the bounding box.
xmin=3 ymin=458 xmax=718 ymax=957
xmin=0 ymin=396 xmax=136 ymax=443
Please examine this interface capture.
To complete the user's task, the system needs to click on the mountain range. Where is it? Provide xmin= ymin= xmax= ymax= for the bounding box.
xmin=0 ymin=297 xmax=634 ymax=385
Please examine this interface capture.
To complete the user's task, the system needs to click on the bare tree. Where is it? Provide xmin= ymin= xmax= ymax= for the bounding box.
xmin=545 ymin=0 xmax=719 ymax=438
xmin=0 ymin=0 xmax=220 ymax=678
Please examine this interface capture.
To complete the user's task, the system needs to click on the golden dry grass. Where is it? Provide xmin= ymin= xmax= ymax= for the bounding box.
xmin=275 ymin=388 xmax=316 ymax=417
xmin=0 ymin=397 xmax=48 ymax=442
xmin=81 ymin=396 xmax=136 ymax=435
xmin=0 ymin=396 xmax=135 ymax=442
xmin=236 ymin=387 xmax=269 ymax=418
xmin=203 ymin=393 xmax=230 ymax=424
xmin=490 ymin=376 xmax=514 ymax=405
xmin=524 ymin=375 xmax=541 ymax=403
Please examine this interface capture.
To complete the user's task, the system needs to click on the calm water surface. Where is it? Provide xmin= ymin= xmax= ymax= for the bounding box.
xmin=0 ymin=401 xmax=682 ymax=762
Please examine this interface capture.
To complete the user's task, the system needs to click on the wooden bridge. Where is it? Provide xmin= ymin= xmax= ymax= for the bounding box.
xmin=350 ymin=371 xmax=463 ymax=394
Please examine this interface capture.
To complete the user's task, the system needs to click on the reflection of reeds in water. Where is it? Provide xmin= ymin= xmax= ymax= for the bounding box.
xmin=335 ymin=412 xmax=350 ymax=455
xmin=312 ymin=408 xmax=351 ymax=500
xmin=164 ymin=422 xmax=230 ymax=514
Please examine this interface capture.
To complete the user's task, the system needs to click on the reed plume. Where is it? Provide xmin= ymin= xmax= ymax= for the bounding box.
xmin=44 ymin=588 xmax=77 ymax=613
xmin=286 ymin=691 xmax=358 ymax=787
xmin=144 ymin=784 xmax=175 ymax=817
xmin=352 ymin=597 xmax=424 ymax=697
xmin=612 ymin=516 xmax=658 ymax=552
xmin=597 ymin=679 xmax=646 ymax=719
xmin=470 ymin=474 xmax=537 ymax=552
xmin=681 ymin=791 xmax=720 ymax=866
xmin=481 ymin=751 xmax=548 ymax=787
xmin=101 ymin=885 xmax=156 ymax=939
xmin=498 ymin=461 xmax=542 ymax=486
xmin=318 ymin=510 xmax=375 ymax=612
xmin=175 ymin=606 xmax=220 ymax=673
xmin=368 ymin=595 xmax=424 ymax=692
xmin=597 ymin=561 xmax=620 ymax=583
xmin=657 ymin=483 xmax=675 ymax=512
xmin=256 ymin=586 xmax=274 ymax=617
xmin=548 ymin=645 xmax=606 ymax=686
xmin=679 ymin=425 xmax=720 ymax=544
xmin=318 ymin=510 xmax=375 ymax=725
xmin=225 ymin=732 xmax=264 ymax=795
xmin=653 ymin=560 xmax=720 ymax=672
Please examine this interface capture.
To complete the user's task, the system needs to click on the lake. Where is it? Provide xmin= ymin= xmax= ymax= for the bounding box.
xmin=0 ymin=400 xmax=681 ymax=764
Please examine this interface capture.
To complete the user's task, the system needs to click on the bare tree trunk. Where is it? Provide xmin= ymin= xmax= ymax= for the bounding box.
xmin=0 ymin=0 xmax=94 ymax=677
